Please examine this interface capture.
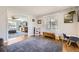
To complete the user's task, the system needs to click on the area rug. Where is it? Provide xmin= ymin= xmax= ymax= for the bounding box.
xmin=7 ymin=37 xmax=62 ymax=52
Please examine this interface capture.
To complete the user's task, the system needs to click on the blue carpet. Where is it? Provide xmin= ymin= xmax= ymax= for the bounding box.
xmin=7 ymin=37 xmax=62 ymax=52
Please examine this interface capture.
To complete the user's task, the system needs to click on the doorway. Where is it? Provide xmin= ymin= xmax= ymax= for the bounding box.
xmin=7 ymin=16 xmax=28 ymax=45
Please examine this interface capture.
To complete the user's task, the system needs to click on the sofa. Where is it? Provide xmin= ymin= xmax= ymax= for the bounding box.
xmin=43 ymin=32 xmax=55 ymax=39
xmin=8 ymin=30 xmax=16 ymax=34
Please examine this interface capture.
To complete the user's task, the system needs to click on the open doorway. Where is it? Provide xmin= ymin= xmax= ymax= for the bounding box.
xmin=7 ymin=16 xmax=28 ymax=45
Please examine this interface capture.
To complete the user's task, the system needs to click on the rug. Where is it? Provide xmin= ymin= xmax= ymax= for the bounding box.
xmin=7 ymin=37 xmax=62 ymax=52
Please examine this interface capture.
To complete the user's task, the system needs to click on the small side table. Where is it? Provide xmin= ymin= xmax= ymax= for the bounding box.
xmin=59 ymin=36 xmax=64 ymax=41
xmin=55 ymin=35 xmax=60 ymax=40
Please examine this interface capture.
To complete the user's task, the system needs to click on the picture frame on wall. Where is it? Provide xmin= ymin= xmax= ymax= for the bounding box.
xmin=37 ymin=20 xmax=41 ymax=24
xmin=64 ymin=14 xmax=73 ymax=23
xmin=77 ymin=15 xmax=79 ymax=22
xmin=32 ymin=19 xmax=35 ymax=22
xmin=64 ymin=10 xmax=76 ymax=23
xmin=77 ymin=10 xmax=79 ymax=22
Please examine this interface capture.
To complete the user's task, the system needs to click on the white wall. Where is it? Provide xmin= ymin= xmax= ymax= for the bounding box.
xmin=77 ymin=23 xmax=79 ymax=36
xmin=0 ymin=7 xmax=8 ymax=40
xmin=36 ymin=7 xmax=78 ymax=36
xmin=28 ymin=16 xmax=37 ymax=36
xmin=77 ymin=7 xmax=79 ymax=36
xmin=55 ymin=9 xmax=78 ymax=36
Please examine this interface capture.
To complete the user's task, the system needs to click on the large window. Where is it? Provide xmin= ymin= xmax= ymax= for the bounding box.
xmin=45 ymin=16 xmax=58 ymax=29
xmin=8 ymin=19 xmax=16 ymax=30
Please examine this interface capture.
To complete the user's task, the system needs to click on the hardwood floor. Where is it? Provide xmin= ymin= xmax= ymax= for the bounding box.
xmin=63 ymin=41 xmax=79 ymax=52
xmin=41 ymin=37 xmax=79 ymax=52
xmin=7 ymin=35 xmax=28 ymax=45
xmin=6 ymin=35 xmax=79 ymax=52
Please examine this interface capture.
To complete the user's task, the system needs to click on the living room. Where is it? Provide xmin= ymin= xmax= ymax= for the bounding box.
xmin=0 ymin=6 xmax=79 ymax=52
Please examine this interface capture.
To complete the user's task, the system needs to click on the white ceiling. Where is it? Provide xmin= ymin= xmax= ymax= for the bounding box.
xmin=7 ymin=6 xmax=73 ymax=17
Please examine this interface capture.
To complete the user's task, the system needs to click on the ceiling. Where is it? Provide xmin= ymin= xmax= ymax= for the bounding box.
xmin=7 ymin=6 xmax=73 ymax=17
